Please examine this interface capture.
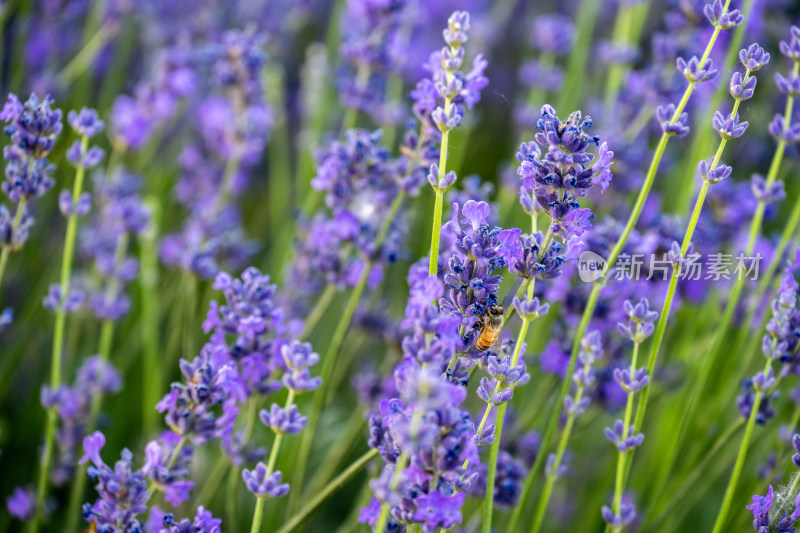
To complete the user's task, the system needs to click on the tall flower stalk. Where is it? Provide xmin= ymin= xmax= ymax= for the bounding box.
xmin=696 ymin=29 xmax=800 ymax=403
xmin=602 ymin=299 xmax=657 ymax=530
xmin=530 ymin=331 xmax=604 ymax=533
xmin=481 ymin=291 xmax=546 ymax=533
xmin=711 ymin=256 xmax=800 ymax=532
xmin=427 ymin=11 xmax=477 ymax=275
xmin=33 ymin=106 xmax=106 ymax=533
xmin=509 ymin=5 xmax=741 ymax=528
xmin=623 ymin=44 xmax=766 ymax=527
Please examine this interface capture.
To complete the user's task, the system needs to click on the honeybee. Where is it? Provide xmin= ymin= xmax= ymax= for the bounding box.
xmin=474 ymin=305 xmax=505 ymax=351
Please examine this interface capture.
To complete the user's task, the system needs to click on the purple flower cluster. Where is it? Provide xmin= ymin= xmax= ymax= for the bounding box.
xmin=562 ymin=330 xmax=603 ymax=419
xmin=79 ymin=431 xmax=223 ymax=531
xmin=438 ymin=201 xmax=518 ymax=354
xmin=410 ymin=11 xmax=488 ymax=148
xmin=516 ymin=105 xmax=613 ymax=238
xmin=65 ymin=108 xmax=105 ymax=169
xmin=738 ymin=256 xmax=800 ymax=424
xmin=339 ymin=0 xmax=410 ymax=120
xmin=39 ymin=357 xmax=121 ymax=486
xmin=80 ymin=172 xmax=151 ymax=321
xmin=771 ymin=27 xmax=800 ymax=144
xmin=362 ymin=271 xmax=478 ymax=530
xmin=747 ymin=484 xmax=800 ymax=533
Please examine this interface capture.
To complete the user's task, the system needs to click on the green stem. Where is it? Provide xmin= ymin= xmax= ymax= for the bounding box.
xmin=250 ymin=498 xmax=266 ymax=533
xmin=289 ymin=269 xmax=368 ymax=508
xmin=32 ymin=137 xmax=89 ymax=533
xmin=603 ymin=1 xmax=634 ymax=107
xmin=290 ymin=191 xmax=404 ymax=510
xmin=140 ymin=196 xmax=161 ymax=437
xmin=300 ymin=284 xmax=336 ymax=340
xmin=507 ymin=283 xmax=599 ymax=532
xmin=57 ymin=22 xmax=117 ymax=87
xmin=481 ymin=402 xmax=508 ymax=533
xmin=644 ymin=418 xmax=744 ymax=531
xmin=0 ymin=197 xmax=27 ymax=290
xmin=481 ymin=310 xmax=532 ymax=532
xmin=710 ymin=362 xmax=771 ymax=533
xmin=612 ymin=339 xmax=640 ymax=532
xmin=558 ymin=0 xmax=600 ymax=111
xmin=277 ymin=449 xmax=378 ymax=533
xmin=529 ymin=388 xmax=583 ymax=533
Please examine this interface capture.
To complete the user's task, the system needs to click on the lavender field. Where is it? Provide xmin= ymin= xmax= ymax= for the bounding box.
xmin=2 ymin=0 xmax=800 ymax=532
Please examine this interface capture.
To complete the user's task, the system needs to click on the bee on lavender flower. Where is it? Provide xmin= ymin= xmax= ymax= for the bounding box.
xmin=475 ymin=304 xmax=505 ymax=351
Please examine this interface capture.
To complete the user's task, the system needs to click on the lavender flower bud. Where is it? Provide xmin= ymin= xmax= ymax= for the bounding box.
xmin=698 ymin=157 xmax=732 ymax=184
xmin=780 ymin=26 xmax=800 ymax=61
xmin=242 ymin=463 xmax=289 ymax=499
xmin=792 ymin=434 xmax=800 ymax=467
xmin=475 ymin=424 xmax=495 ymax=446
xmin=427 ymin=164 xmax=457 ymax=191
xmin=477 ymin=377 xmax=513 ymax=406
xmin=43 ymin=284 xmax=84 ymax=312
xmin=769 ymin=114 xmax=800 ymax=143
xmin=614 ymin=367 xmax=650 ymax=393
xmin=729 ymin=71 xmax=757 ymax=100
xmin=260 ymin=404 xmax=308 ymax=435
xmin=602 ymin=503 xmax=636 ymax=528
xmin=604 ymin=419 xmax=645 ymax=451
xmin=776 ymin=72 xmax=800 ymax=97
xmin=443 ymin=11 xmax=470 ymax=48
xmin=656 ymin=104 xmax=690 ymax=137
xmin=67 ymin=108 xmax=104 ymax=138
xmin=703 ymin=0 xmax=743 ymax=30
xmin=751 ymin=175 xmax=785 ymax=204
xmin=59 ymin=191 xmax=91 ymax=217
xmin=739 ymin=44 xmax=770 ymax=71
xmin=512 ymin=295 xmax=549 ymax=322
xmin=712 ymin=111 xmax=748 ymax=139
xmin=676 ymin=56 xmax=719 ymax=83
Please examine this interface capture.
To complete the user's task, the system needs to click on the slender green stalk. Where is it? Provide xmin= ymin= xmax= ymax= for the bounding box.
xmin=671 ymin=0 xmax=756 ymax=213
xmin=277 ymin=449 xmax=378 ymax=533
xmin=249 ymin=392 xmax=295 ymax=533
xmin=0 ymin=197 xmax=28 ymax=290
xmin=558 ymin=0 xmax=600 ymax=111
xmin=482 ymin=401 xmax=508 ymax=533
xmin=710 ymin=359 xmax=772 ymax=533
xmin=644 ymin=418 xmax=744 ymax=531
xmin=289 ymin=270 xmax=367 ymax=508
xmin=140 ymin=196 xmax=161 ymax=436
xmin=611 ymin=336 xmax=641 ymax=532
xmin=250 ymin=498 xmax=266 ymax=533
xmin=57 ymin=23 xmax=117 ymax=87
xmin=603 ymin=1 xmax=634 ymax=107
xmin=428 ymin=188 xmax=445 ymax=275
xmin=374 ymin=451 xmax=409 ymax=532
xmin=529 ymin=352 xmax=590 ymax=533
xmin=702 ymin=61 xmax=799 ymax=374
xmin=290 ymin=192 xmax=405 ymax=509
xmin=31 ymin=136 xmax=89 ymax=533
xmin=428 ymin=31 xmax=458 ymax=276
xmin=300 ymin=284 xmax=337 ymax=340
xmin=482 ymin=294 xmax=533 ymax=533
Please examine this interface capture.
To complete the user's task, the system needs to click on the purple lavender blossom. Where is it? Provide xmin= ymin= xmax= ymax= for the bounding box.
xmin=0 ymin=93 xmax=62 ymax=200
xmin=80 ymin=432 xmax=150 ymax=531
xmin=40 ymin=356 xmax=121 ymax=485
xmin=516 ymin=105 xmax=613 ymax=236
xmin=243 ymin=463 xmax=290 ymax=499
